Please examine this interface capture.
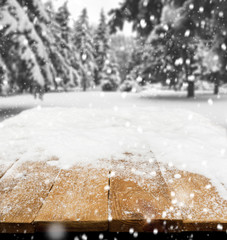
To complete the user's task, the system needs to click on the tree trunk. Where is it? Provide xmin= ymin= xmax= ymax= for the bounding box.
xmin=187 ymin=81 xmax=194 ymax=98
xmin=94 ymin=69 xmax=99 ymax=86
xmin=83 ymin=79 xmax=87 ymax=91
xmin=82 ymin=71 xmax=87 ymax=92
xmin=214 ymin=78 xmax=220 ymax=95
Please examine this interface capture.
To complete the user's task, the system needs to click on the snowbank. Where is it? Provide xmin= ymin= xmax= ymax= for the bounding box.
xmin=0 ymin=106 xmax=227 ymax=199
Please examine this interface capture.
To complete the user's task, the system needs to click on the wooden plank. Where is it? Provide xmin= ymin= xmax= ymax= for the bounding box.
xmin=0 ymin=160 xmax=19 ymax=179
xmin=34 ymin=166 xmax=109 ymax=232
xmin=158 ymin=163 xmax=227 ymax=232
xmin=0 ymin=160 xmax=60 ymax=233
xmin=109 ymin=153 xmax=183 ymax=232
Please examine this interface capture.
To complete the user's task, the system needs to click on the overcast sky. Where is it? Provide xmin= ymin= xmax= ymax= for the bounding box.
xmin=43 ymin=0 xmax=133 ymax=35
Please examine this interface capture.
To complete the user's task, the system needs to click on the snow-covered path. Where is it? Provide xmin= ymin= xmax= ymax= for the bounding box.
xmin=1 ymin=91 xmax=227 ymax=129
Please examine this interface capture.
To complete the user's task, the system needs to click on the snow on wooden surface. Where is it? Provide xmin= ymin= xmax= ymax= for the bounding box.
xmin=0 ymin=152 xmax=226 ymax=233
xmin=0 ymin=105 xmax=227 ymax=200
xmin=0 ymin=93 xmax=227 ymax=232
xmin=108 ymin=152 xmax=227 ymax=232
xmin=0 ymin=161 xmax=59 ymax=233
xmin=35 ymin=167 xmax=109 ymax=232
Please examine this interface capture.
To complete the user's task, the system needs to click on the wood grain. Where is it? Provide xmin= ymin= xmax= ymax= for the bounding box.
xmin=158 ymin=163 xmax=227 ymax=231
xmin=0 ymin=152 xmax=226 ymax=233
xmin=34 ymin=166 xmax=109 ymax=232
xmin=108 ymin=153 xmax=183 ymax=232
xmin=0 ymin=161 xmax=60 ymax=233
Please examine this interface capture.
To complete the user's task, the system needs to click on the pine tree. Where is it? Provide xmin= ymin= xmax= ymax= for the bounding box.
xmin=73 ymin=8 xmax=96 ymax=91
xmin=0 ymin=56 xmax=9 ymax=94
xmin=109 ymin=0 xmax=227 ymax=97
xmin=55 ymin=1 xmax=70 ymax=44
xmin=110 ymin=34 xmax=135 ymax=82
xmin=0 ymin=0 xmax=80 ymax=96
xmin=125 ymin=37 xmax=149 ymax=87
xmin=0 ymin=0 xmax=54 ymax=97
xmin=141 ymin=30 xmax=167 ymax=85
xmin=101 ymin=54 xmax=121 ymax=91
xmin=46 ymin=1 xmax=79 ymax=89
xmin=94 ymin=10 xmax=109 ymax=85
xmin=109 ymin=0 xmax=164 ymax=37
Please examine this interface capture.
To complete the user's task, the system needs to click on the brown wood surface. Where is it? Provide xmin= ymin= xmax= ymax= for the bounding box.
xmin=34 ymin=166 xmax=109 ymax=232
xmin=108 ymin=153 xmax=183 ymax=232
xmin=0 ymin=161 xmax=60 ymax=233
xmin=0 ymin=152 xmax=226 ymax=233
xmin=158 ymin=163 xmax=227 ymax=232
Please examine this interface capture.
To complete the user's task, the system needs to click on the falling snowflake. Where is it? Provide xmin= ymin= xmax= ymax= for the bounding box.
xmin=219 ymin=11 xmax=224 ymax=18
xmin=81 ymin=234 xmax=88 ymax=240
xmin=99 ymin=234 xmax=104 ymax=239
xmin=140 ymin=19 xmax=147 ymax=28
xmin=46 ymin=223 xmax=66 ymax=240
xmin=221 ymin=43 xmax=227 ymax=51
xmin=217 ymin=224 xmax=223 ymax=230
xmin=189 ymin=4 xmax=194 ymax=10
xmin=199 ymin=7 xmax=204 ymax=13
xmin=184 ymin=30 xmax=191 ymax=37
xmin=208 ymin=99 xmax=213 ymax=106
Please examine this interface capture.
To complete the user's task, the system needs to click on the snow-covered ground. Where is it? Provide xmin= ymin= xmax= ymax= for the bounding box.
xmin=0 ymin=91 xmax=227 ymax=199
xmin=1 ymin=91 xmax=227 ymax=128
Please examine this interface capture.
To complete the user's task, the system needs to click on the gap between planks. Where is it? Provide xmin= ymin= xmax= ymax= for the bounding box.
xmin=108 ymin=155 xmax=182 ymax=233
xmin=31 ymin=169 xmax=62 ymax=225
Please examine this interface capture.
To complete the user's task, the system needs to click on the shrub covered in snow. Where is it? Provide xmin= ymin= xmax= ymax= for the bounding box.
xmin=101 ymin=79 xmax=116 ymax=91
xmin=119 ymin=76 xmax=138 ymax=92
xmin=119 ymin=80 xmax=134 ymax=92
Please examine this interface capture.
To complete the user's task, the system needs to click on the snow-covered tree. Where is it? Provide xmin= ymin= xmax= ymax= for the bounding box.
xmin=141 ymin=30 xmax=167 ymax=85
xmin=163 ymin=0 xmax=227 ymax=95
xmin=94 ymin=10 xmax=109 ymax=85
xmin=0 ymin=0 xmax=79 ymax=96
xmin=127 ymin=38 xmax=146 ymax=85
xmin=101 ymin=56 xmax=121 ymax=91
xmin=45 ymin=1 xmax=79 ymax=89
xmin=0 ymin=0 xmax=55 ymax=96
xmin=73 ymin=8 xmax=96 ymax=91
xmin=0 ymin=56 xmax=9 ymax=93
xmin=55 ymin=1 xmax=70 ymax=44
xmin=110 ymin=34 xmax=135 ymax=82
xmin=147 ymin=23 xmax=201 ymax=96
xmin=109 ymin=0 xmax=164 ymax=37
xmin=109 ymin=0 xmax=227 ymax=97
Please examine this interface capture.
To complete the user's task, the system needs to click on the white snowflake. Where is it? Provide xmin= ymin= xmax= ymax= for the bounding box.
xmin=184 ymin=30 xmax=191 ymax=37
xmin=140 ymin=19 xmax=147 ymax=29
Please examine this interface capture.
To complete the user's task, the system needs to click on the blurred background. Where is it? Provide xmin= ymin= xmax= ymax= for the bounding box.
xmin=0 ymin=0 xmax=227 ymax=126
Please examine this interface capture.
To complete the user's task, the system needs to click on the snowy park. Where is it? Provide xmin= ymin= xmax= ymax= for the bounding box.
xmin=1 ymin=0 xmax=227 ymax=238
